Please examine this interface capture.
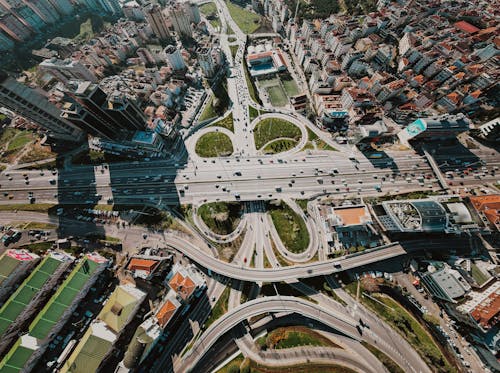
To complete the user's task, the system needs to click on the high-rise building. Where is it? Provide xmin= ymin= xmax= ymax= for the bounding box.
xmin=197 ymin=46 xmax=216 ymax=78
xmin=164 ymin=45 xmax=185 ymax=71
xmin=96 ymin=0 xmax=122 ymax=15
xmin=61 ymin=81 xmax=147 ymax=140
xmin=0 ymin=29 xmax=14 ymax=50
xmin=0 ymin=12 xmax=32 ymax=41
xmin=183 ymin=2 xmax=199 ymax=24
xmin=143 ymin=3 xmax=170 ymax=40
xmin=40 ymin=58 xmax=98 ymax=83
xmin=0 ymin=70 xmax=84 ymax=141
xmin=23 ymin=0 xmax=59 ymax=24
xmin=168 ymin=3 xmax=191 ymax=38
xmin=13 ymin=4 xmax=47 ymax=31
xmin=47 ymin=0 xmax=73 ymax=15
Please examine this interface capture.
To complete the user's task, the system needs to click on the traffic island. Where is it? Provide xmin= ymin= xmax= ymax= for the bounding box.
xmin=253 ymin=117 xmax=302 ymax=153
xmin=195 ymin=132 xmax=234 ymax=157
xmin=198 ymin=202 xmax=242 ymax=235
xmin=267 ymin=201 xmax=310 ymax=254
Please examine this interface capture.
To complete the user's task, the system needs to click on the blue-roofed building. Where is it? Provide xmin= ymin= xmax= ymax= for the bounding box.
xmin=398 ymin=114 xmax=471 ymax=143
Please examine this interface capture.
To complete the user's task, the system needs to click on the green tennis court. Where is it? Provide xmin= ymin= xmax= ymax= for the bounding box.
xmin=12 ymin=286 xmax=36 ymax=305
xmin=1 ymin=345 xmax=34 ymax=372
xmin=66 ymin=272 xmax=90 ymax=292
xmin=38 ymin=257 xmax=60 ymax=274
xmin=0 ymin=320 xmax=10 ymax=335
xmin=29 ymin=318 xmax=54 ymax=340
xmin=57 ymin=287 xmax=79 ymax=306
xmin=44 ymin=302 xmax=67 ymax=323
xmin=1 ymin=302 xmax=25 ymax=322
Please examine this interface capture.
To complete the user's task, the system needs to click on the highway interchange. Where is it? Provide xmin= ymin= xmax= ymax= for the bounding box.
xmin=0 ymin=1 xmax=498 ymax=372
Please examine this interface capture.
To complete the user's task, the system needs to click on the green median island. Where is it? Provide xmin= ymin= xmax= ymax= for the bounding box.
xmin=195 ymin=132 xmax=234 ymax=157
xmin=253 ymin=117 xmax=302 ymax=153
xmin=268 ymin=201 xmax=309 ymax=254
xmin=198 ymin=202 xmax=242 ymax=235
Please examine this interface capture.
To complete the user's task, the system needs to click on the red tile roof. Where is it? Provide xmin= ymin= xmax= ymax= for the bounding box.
xmin=454 ymin=21 xmax=480 ymax=34
xmin=128 ymin=258 xmax=158 ymax=273
xmin=471 ymin=289 xmax=500 ymax=329
xmin=157 ymin=299 xmax=178 ymax=327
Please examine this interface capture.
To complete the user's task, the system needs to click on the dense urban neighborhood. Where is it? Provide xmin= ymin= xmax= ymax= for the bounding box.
xmin=0 ymin=0 xmax=499 ymax=372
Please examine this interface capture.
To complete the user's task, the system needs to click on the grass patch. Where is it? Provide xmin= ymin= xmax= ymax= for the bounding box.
xmin=229 ymin=44 xmax=238 ymax=59
xmin=268 ymin=201 xmax=309 ymax=254
xmin=5 ymin=131 xmax=33 ymax=154
xmin=15 ymin=222 xmax=57 ymax=230
xmin=267 ymin=84 xmax=288 ymax=107
xmin=204 ymin=287 xmax=230 ymax=330
xmin=296 ymin=199 xmax=308 ymax=213
xmin=262 ymin=139 xmax=298 ymax=154
xmin=249 ymin=106 xmax=259 ymax=122
xmin=19 ymin=241 xmax=54 ymax=255
xmin=225 ymin=1 xmax=262 ymax=34
xmin=198 ymin=202 xmax=242 ymax=235
xmin=195 ymin=132 xmax=234 ymax=157
xmin=282 ymin=78 xmax=300 ymax=97
xmin=210 ymin=113 xmax=234 ymax=132
xmin=360 ymin=292 xmax=455 ymax=372
xmin=254 ymin=117 xmax=302 ymax=149
xmin=304 ymin=128 xmax=336 ymax=151
xmin=265 ymin=326 xmax=336 ymax=349
xmin=270 ymin=238 xmax=291 ymax=267
xmin=200 ymin=2 xmax=220 ymax=29
xmin=0 ymin=127 xmax=20 ymax=144
xmin=471 ymin=263 xmax=490 ymax=286
xmin=263 ymin=252 xmax=271 ymax=268
xmin=0 ymin=204 xmax=55 ymax=212
xmin=243 ymin=60 xmax=260 ymax=104
xmin=361 ymin=341 xmax=404 ymax=373
xmin=199 ymin=95 xmax=219 ymax=122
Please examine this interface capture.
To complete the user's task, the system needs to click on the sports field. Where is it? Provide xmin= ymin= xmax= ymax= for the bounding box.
xmin=29 ymin=257 xmax=100 ymax=339
xmin=0 ymin=256 xmax=61 ymax=335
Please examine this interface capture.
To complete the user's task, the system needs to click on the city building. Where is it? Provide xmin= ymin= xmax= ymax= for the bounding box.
xmin=398 ymin=114 xmax=472 ymax=143
xmin=476 ymin=117 xmax=499 ymax=143
xmin=420 ymin=262 xmax=471 ymax=303
xmin=469 ymin=195 xmax=500 ymax=231
xmin=197 ymin=45 xmax=218 ymax=78
xmin=0 ymin=12 xmax=32 ymax=42
xmin=168 ymin=3 xmax=192 ymax=38
xmin=246 ymin=44 xmax=287 ymax=77
xmin=122 ymin=290 xmax=181 ymax=369
xmin=61 ymin=81 xmax=147 ymax=140
xmin=165 ymin=263 xmax=206 ymax=302
xmin=40 ymin=58 xmax=98 ymax=83
xmin=143 ymin=3 xmax=170 ymax=40
xmin=377 ymin=199 xmax=450 ymax=233
xmin=0 ymin=70 xmax=84 ymax=141
xmin=183 ymin=1 xmax=200 ymax=24
xmin=164 ymin=44 xmax=186 ymax=71
xmin=127 ymin=257 xmax=160 ymax=279
xmin=60 ymin=284 xmax=146 ymax=373
xmin=0 ymin=253 xmax=108 ymax=372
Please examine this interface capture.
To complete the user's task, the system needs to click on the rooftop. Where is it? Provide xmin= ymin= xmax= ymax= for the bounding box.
xmin=332 ymin=206 xmax=371 ymax=226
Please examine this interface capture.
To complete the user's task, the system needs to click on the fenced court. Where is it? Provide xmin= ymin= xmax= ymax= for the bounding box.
xmin=0 ymin=256 xmax=62 ymax=335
